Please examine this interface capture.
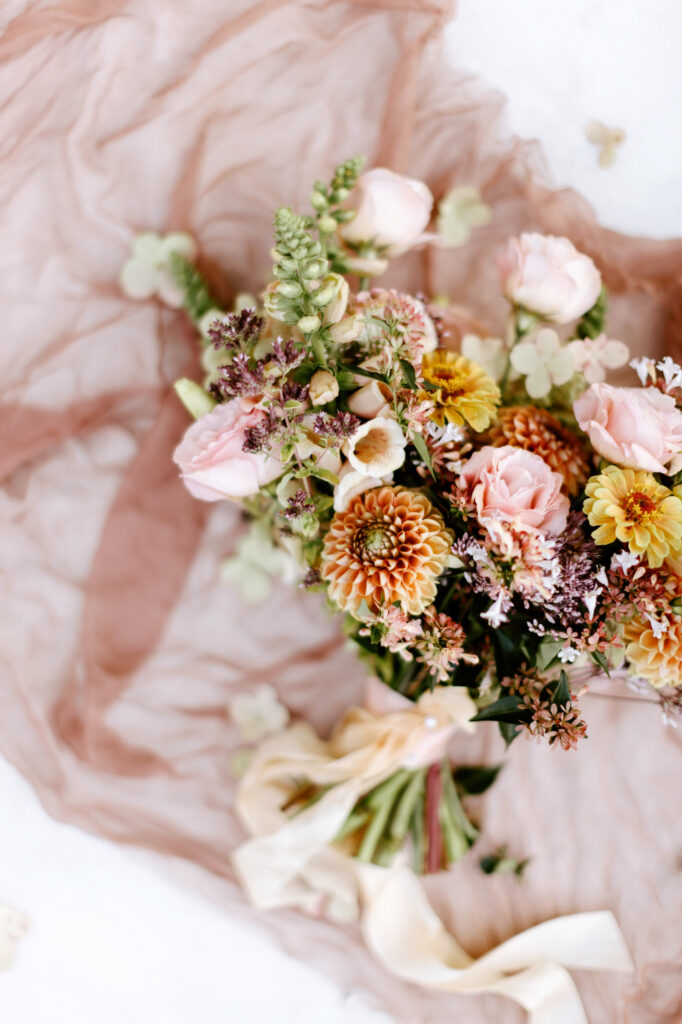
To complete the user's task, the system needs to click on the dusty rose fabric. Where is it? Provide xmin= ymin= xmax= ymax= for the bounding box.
xmin=1 ymin=1 xmax=681 ymax=1021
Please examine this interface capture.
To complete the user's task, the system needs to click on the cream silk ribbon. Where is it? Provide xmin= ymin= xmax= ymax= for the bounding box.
xmin=358 ymin=866 xmax=633 ymax=1024
xmin=232 ymin=685 xmax=633 ymax=1021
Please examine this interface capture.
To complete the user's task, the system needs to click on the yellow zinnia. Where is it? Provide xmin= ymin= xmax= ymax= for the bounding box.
xmin=421 ymin=350 xmax=500 ymax=431
xmin=624 ymin=616 xmax=682 ymax=690
xmin=583 ymin=466 xmax=682 ymax=567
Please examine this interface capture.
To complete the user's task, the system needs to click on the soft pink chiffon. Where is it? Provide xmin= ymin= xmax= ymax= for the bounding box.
xmin=1 ymin=1 xmax=681 ymax=1021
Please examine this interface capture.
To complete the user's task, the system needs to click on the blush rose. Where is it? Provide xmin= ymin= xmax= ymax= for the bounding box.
xmin=173 ymin=398 xmax=282 ymax=501
xmin=459 ymin=445 xmax=570 ymax=535
xmin=573 ymin=382 xmax=682 ymax=474
xmin=497 ymin=233 xmax=601 ymax=324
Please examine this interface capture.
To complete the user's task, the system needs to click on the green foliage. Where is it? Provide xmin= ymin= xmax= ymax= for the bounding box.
xmin=454 ymin=764 xmax=502 ymax=795
xmin=575 ymin=285 xmax=608 ymax=339
xmin=168 ymin=252 xmax=215 ymax=322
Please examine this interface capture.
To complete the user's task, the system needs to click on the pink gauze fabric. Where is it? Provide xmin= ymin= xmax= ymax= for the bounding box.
xmin=1 ymin=2 xmax=681 ymax=1021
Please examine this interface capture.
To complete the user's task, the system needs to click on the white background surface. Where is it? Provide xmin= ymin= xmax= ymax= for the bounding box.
xmin=2 ymin=2 xmax=681 ymax=1022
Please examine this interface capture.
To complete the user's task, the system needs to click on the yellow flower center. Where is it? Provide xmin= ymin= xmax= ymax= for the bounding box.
xmin=423 ymin=363 xmax=467 ymax=397
xmin=623 ymin=490 xmax=659 ymax=524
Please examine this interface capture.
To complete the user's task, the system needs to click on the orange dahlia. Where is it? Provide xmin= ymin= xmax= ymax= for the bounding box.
xmin=624 ymin=617 xmax=682 ymax=690
xmin=321 ymin=487 xmax=452 ymax=616
xmin=484 ymin=406 xmax=591 ymax=496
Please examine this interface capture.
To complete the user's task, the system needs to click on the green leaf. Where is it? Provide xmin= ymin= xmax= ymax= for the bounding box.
xmin=399 ymin=359 xmax=418 ymax=390
xmin=471 ymin=695 xmax=524 ymax=723
xmin=309 ymin=465 xmax=339 ymax=486
xmin=492 ymin=628 xmax=525 ymax=678
xmin=352 ymin=365 xmax=391 ymax=384
xmin=454 ymin=764 xmax=502 ymax=795
xmin=411 ymin=431 xmax=435 ymax=480
xmin=590 ymin=650 xmax=611 ymax=677
xmin=551 ymin=670 xmax=571 ymax=708
xmin=336 ymin=368 xmax=359 ymax=391
xmin=536 ymin=638 xmax=564 ymax=672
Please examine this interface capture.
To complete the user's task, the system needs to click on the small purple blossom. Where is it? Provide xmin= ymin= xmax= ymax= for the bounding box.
xmin=281 ymin=489 xmax=316 ymax=520
xmin=301 ymin=567 xmax=322 ymax=588
xmin=272 ymin=337 xmax=305 ymax=370
xmin=241 ymin=410 xmax=279 ymax=454
xmin=281 ymin=380 xmax=309 ymax=405
xmin=313 ymin=411 xmax=360 ymax=439
xmin=211 ymin=353 xmax=266 ymax=400
xmin=208 ymin=309 xmax=264 ymax=351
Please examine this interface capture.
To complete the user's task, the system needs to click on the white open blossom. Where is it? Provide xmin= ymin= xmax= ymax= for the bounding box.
xmin=119 ymin=231 xmax=197 ymax=307
xmin=657 ymin=357 xmax=682 ymax=392
xmin=610 ymin=550 xmax=641 ymax=574
xmin=229 ymin=684 xmax=290 ymax=743
xmin=461 ymin=334 xmax=507 ymax=382
xmin=629 ymin=357 xmax=656 ymax=386
xmin=557 ymin=647 xmax=580 ymax=664
xmin=347 ymin=417 xmax=407 ymax=478
xmin=567 ymin=333 xmax=629 ymax=383
xmin=510 ymin=328 xmax=575 ymax=399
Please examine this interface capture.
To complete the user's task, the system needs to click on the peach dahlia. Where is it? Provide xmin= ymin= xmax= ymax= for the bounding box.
xmin=321 ymin=487 xmax=452 ymax=616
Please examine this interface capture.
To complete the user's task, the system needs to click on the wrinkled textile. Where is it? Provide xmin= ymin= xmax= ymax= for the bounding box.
xmin=1 ymin=2 xmax=681 ymax=1022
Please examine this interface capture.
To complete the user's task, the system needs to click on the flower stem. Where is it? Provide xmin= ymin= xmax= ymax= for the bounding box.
xmin=390 ymin=767 xmax=427 ymax=841
xmin=357 ymin=769 xmax=410 ymax=862
xmin=425 ymin=763 xmax=444 ymax=873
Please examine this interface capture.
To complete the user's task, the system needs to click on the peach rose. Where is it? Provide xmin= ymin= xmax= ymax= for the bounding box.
xmin=573 ymin=383 xmax=682 ymax=474
xmin=497 ymin=233 xmax=601 ymax=324
xmin=341 ymin=168 xmax=433 ymax=256
xmin=459 ymin=445 xmax=569 ymax=535
xmin=174 ymin=398 xmax=282 ymax=501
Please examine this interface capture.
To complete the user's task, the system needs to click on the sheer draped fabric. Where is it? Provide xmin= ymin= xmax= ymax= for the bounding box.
xmin=1 ymin=2 xmax=681 ymax=1020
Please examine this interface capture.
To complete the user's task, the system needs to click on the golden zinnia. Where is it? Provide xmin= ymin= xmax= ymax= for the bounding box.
xmin=583 ymin=466 xmax=682 ymax=567
xmin=485 ymin=405 xmax=591 ymax=497
xmin=321 ymin=486 xmax=452 ymax=616
xmin=421 ymin=350 xmax=500 ymax=431
xmin=624 ymin=617 xmax=682 ymax=690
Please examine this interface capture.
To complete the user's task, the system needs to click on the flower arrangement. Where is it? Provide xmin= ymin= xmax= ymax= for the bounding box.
xmin=122 ymin=158 xmax=682 ymax=882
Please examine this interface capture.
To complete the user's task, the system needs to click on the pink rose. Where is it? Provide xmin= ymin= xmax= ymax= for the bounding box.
xmin=497 ymin=233 xmax=601 ymax=324
xmin=459 ymin=445 xmax=569 ymax=535
xmin=341 ymin=168 xmax=433 ymax=256
xmin=173 ymin=398 xmax=282 ymax=501
xmin=573 ymin=383 xmax=682 ymax=474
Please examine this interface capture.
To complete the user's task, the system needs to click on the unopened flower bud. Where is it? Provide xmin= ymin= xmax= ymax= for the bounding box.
xmin=277 ymin=280 xmax=303 ymax=298
xmin=329 ymin=315 xmax=362 ymax=344
xmin=317 ymin=214 xmax=337 ymax=234
xmin=310 ymin=190 xmax=328 ymax=211
xmin=297 ymin=314 xmax=322 ymax=333
xmin=301 ymin=260 xmax=327 ymax=280
xmin=174 ymin=378 xmax=216 ymax=420
xmin=311 ymin=280 xmax=338 ymax=307
xmin=309 ymin=369 xmax=339 ymax=406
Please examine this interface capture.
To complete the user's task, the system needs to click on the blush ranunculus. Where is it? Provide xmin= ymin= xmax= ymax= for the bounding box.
xmin=173 ymin=398 xmax=282 ymax=501
xmin=573 ymin=383 xmax=682 ymax=474
xmin=341 ymin=168 xmax=433 ymax=256
xmin=458 ymin=445 xmax=570 ymax=535
xmin=497 ymin=233 xmax=602 ymax=324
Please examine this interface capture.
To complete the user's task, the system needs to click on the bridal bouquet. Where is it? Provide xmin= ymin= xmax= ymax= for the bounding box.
xmin=122 ymin=158 xmax=682 ymax=883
